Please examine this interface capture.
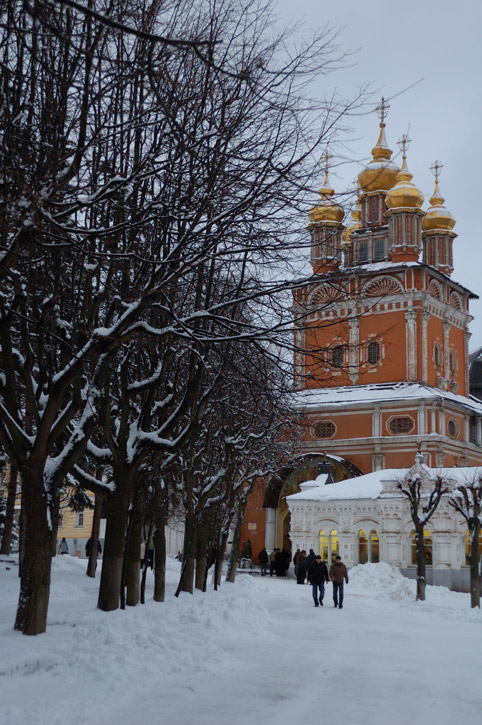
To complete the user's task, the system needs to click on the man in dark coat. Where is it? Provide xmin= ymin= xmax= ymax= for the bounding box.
xmin=258 ymin=547 xmax=268 ymax=576
xmin=307 ymin=555 xmax=329 ymax=607
xmin=329 ymin=555 xmax=349 ymax=608
xmin=305 ymin=548 xmax=316 ymax=572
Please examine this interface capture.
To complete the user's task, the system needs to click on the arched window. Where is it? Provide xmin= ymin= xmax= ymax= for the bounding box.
xmin=434 ymin=343 xmax=441 ymax=368
xmin=411 ymin=529 xmax=432 ymax=565
xmin=358 ymin=529 xmax=368 ymax=564
xmin=370 ymin=530 xmax=379 ymax=563
xmin=331 ymin=345 xmax=343 ymax=368
xmin=367 ymin=340 xmax=380 ymax=365
xmin=450 ymin=350 xmax=457 ymax=377
xmin=465 ymin=530 xmax=482 ymax=565
xmin=358 ymin=528 xmax=379 ymax=564
xmin=371 ymin=197 xmax=377 ymax=221
xmin=319 ymin=528 xmax=338 ymax=563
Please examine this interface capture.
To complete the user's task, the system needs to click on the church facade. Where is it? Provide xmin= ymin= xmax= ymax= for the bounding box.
xmin=242 ymin=101 xmax=482 ymax=580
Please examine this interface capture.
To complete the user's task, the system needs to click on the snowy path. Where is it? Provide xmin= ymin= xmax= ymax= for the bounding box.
xmin=100 ymin=574 xmax=482 ymax=725
xmin=2 ymin=558 xmax=482 ymax=725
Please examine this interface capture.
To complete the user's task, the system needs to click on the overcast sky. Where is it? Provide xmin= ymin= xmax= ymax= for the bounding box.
xmin=275 ymin=0 xmax=482 ymax=349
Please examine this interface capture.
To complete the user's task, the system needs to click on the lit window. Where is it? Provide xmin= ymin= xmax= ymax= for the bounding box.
xmin=367 ymin=340 xmax=380 ymax=365
xmin=319 ymin=528 xmax=338 ymax=563
xmin=388 ymin=417 xmax=415 ymax=435
xmin=313 ymin=421 xmax=336 ymax=439
xmin=358 ymin=529 xmax=379 ymax=564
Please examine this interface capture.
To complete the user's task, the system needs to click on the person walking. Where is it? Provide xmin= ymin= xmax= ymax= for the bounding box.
xmin=293 ymin=549 xmax=301 ymax=577
xmin=305 ymin=548 xmax=316 ymax=572
xmin=259 ymin=547 xmax=269 ymax=576
xmin=307 ymin=555 xmax=329 ymax=607
xmin=59 ymin=537 xmax=69 ymax=555
xmin=329 ymin=555 xmax=349 ymax=608
xmin=296 ymin=550 xmax=307 ymax=584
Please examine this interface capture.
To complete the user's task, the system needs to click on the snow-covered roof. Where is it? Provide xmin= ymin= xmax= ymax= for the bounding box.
xmin=285 ymin=466 xmax=482 ymax=503
xmin=292 ymin=381 xmax=482 ymax=415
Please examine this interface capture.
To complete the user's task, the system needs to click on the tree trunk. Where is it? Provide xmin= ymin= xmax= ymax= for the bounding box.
xmin=195 ymin=523 xmax=209 ymax=591
xmin=153 ymin=523 xmax=166 ymax=602
xmin=226 ymin=501 xmax=246 ymax=584
xmin=97 ymin=482 xmax=130 ymax=611
xmin=0 ymin=462 xmax=18 ymax=555
xmin=126 ymin=496 xmax=144 ymax=606
xmin=176 ymin=508 xmax=195 ymax=595
xmin=415 ymin=526 xmax=426 ymax=601
xmin=469 ymin=524 xmax=481 ymax=608
xmin=14 ymin=467 xmax=53 ymax=635
xmin=86 ymin=495 xmax=102 ymax=578
xmin=141 ymin=517 xmax=154 ymax=604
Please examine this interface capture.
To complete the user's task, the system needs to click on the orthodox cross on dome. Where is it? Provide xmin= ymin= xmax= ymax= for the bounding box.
xmin=430 ymin=159 xmax=444 ymax=182
xmin=397 ymin=133 xmax=411 ymax=160
xmin=376 ymin=96 xmax=390 ymax=125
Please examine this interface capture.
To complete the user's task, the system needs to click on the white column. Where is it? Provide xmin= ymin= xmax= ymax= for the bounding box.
xmin=405 ymin=309 xmax=417 ymax=381
xmin=265 ymin=507 xmax=277 ymax=550
xmin=421 ymin=311 xmax=429 ymax=383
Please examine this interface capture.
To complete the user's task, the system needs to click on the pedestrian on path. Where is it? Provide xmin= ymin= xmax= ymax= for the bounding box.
xmin=307 ymin=555 xmax=329 ymax=607
xmin=329 ymin=555 xmax=349 ymax=608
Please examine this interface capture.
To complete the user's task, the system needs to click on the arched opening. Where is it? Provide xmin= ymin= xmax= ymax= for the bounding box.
xmin=358 ymin=529 xmax=379 ymax=564
xmin=320 ymin=528 xmax=338 ymax=563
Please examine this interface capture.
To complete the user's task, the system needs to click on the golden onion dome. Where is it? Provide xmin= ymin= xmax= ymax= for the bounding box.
xmin=385 ymin=147 xmax=424 ymax=210
xmin=342 ymin=194 xmax=361 ymax=244
xmin=308 ymin=168 xmax=344 ymax=225
xmin=358 ymin=98 xmax=399 ymax=192
xmin=422 ymin=179 xmax=456 ymax=232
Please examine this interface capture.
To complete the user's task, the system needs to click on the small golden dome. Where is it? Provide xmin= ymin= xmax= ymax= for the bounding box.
xmin=422 ymin=180 xmax=456 ymax=232
xmin=308 ymin=162 xmax=344 ymax=225
xmin=358 ymin=98 xmax=399 ymax=193
xmin=385 ymin=140 xmax=424 ymax=209
xmin=342 ymin=194 xmax=361 ymax=244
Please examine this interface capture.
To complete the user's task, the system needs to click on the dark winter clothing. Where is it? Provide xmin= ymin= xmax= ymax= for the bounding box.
xmin=296 ymin=552 xmax=307 ymax=584
xmin=259 ymin=548 xmax=268 ymax=576
xmin=305 ymin=550 xmax=316 ymax=572
xmin=308 ymin=560 xmax=329 ymax=585
xmin=85 ymin=538 xmax=102 ymax=557
xmin=269 ymin=549 xmax=276 ymax=576
xmin=329 ymin=559 xmax=349 ymax=608
xmin=293 ymin=549 xmax=301 ymax=576
xmin=59 ymin=538 xmax=69 ymax=555
xmin=308 ymin=559 xmax=329 ymax=606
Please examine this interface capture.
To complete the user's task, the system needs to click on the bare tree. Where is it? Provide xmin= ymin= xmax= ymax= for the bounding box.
xmin=398 ymin=454 xmax=447 ymax=601
xmin=448 ymin=477 xmax=482 ymax=608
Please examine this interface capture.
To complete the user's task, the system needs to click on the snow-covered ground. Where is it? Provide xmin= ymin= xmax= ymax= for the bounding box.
xmin=1 ymin=556 xmax=481 ymax=725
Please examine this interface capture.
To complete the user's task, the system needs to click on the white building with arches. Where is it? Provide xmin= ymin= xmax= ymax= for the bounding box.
xmin=285 ymin=457 xmax=482 ymax=592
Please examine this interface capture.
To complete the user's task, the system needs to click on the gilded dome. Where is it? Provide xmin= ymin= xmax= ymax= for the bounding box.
xmin=385 ymin=156 xmax=424 ymax=209
xmin=358 ymin=121 xmax=399 ymax=193
xmin=422 ymin=180 xmax=456 ymax=232
xmin=308 ymin=172 xmax=344 ymax=225
xmin=342 ymin=194 xmax=361 ymax=244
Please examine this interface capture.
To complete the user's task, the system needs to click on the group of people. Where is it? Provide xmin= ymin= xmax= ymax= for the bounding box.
xmin=260 ymin=545 xmax=349 ymax=608
xmin=258 ymin=547 xmax=292 ymax=577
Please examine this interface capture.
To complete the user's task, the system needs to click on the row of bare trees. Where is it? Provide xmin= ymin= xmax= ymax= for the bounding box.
xmin=0 ymin=0 xmax=357 ymax=633
xmin=398 ymin=454 xmax=482 ymax=607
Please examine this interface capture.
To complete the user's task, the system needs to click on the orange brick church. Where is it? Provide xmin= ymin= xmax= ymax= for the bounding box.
xmin=242 ymin=100 xmax=482 ymax=559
